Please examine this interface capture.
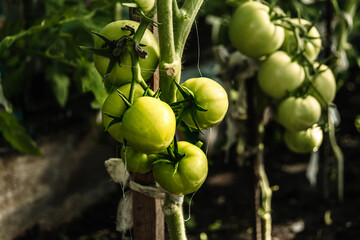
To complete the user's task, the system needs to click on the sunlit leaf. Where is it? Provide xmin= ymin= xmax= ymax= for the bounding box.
xmin=45 ymin=64 xmax=70 ymax=107
xmin=74 ymin=59 xmax=108 ymax=108
xmin=0 ymin=111 xmax=42 ymax=156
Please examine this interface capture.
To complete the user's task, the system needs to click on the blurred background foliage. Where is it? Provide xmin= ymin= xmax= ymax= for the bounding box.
xmin=0 ymin=0 xmax=124 ymax=155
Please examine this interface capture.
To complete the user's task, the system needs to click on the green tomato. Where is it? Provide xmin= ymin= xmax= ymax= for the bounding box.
xmin=176 ymin=77 xmax=229 ymax=130
xmin=94 ymin=20 xmax=160 ymax=87
xmin=277 ymin=95 xmax=321 ymax=131
xmin=134 ymin=0 xmax=155 ymax=12
xmin=284 ymin=124 xmax=323 ymax=153
xmin=121 ymin=145 xmax=156 ymax=174
xmin=102 ymin=83 xmax=144 ymax=143
xmin=281 ymin=18 xmax=322 ymax=61
xmin=153 ymin=141 xmax=208 ymax=195
xmin=258 ymin=51 xmax=305 ymax=99
xmin=228 ymin=1 xmax=285 ymax=58
xmin=309 ymin=63 xmax=337 ymax=108
xmin=121 ymin=96 xmax=176 ymax=154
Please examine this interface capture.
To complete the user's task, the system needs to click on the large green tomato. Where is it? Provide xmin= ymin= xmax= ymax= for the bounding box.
xmin=176 ymin=77 xmax=229 ymax=130
xmin=121 ymin=96 xmax=176 ymax=154
xmin=258 ymin=51 xmax=305 ymax=99
xmin=284 ymin=124 xmax=323 ymax=153
xmin=121 ymin=145 xmax=156 ymax=174
xmin=228 ymin=1 xmax=285 ymax=58
xmin=102 ymin=83 xmax=144 ymax=143
xmin=276 ymin=95 xmax=321 ymax=131
xmin=281 ymin=18 xmax=322 ymax=61
xmin=153 ymin=141 xmax=208 ymax=195
xmin=309 ymin=63 xmax=336 ymax=107
xmin=94 ymin=20 xmax=160 ymax=87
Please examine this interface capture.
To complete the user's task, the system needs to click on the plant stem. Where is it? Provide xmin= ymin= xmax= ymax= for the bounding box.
xmin=328 ymin=107 xmax=344 ymax=202
xmin=157 ymin=0 xmax=204 ymax=103
xmin=335 ymin=0 xmax=358 ymax=52
xmin=257 ymin=143 xmax=272 ymax=240
xmin=157 ymin=0 xmax=181 ymax=103
xmin=128 ymin=17 xmax=152 ymax=102
xmin=174 ymin=0 xmax=204 ymax=55
xmin=246 ymin=74 xmax=272 ymax=240
xmin=163 ymin=194 xmax=187 ymax=240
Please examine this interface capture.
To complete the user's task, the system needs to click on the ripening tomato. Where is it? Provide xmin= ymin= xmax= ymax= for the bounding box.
xmin=309 ymin=63 xmax=337 ymax=107
xmin=134 ymin=0 xmax=155 ymax=12
xmin=93 ymin=20 xmax=160 ymax=87
xmin=121 ymin=96 xmax=176 ymax=154
xmin=121 ymin=145 xmax=156 ymax=174
xmin=176 ymin=77 xmax=228 ymax=129
xmin=258 ymin=51 xmax=305 ymax=99
xmin=276 ymin=95 xmax=321 ymax=131
xmin=284 ymin=124 xmax=323 ymax=153
xmin=153 ymin=141 xmax=208 ymax=195
xmin=228 ymin=1 xmax=285 ymax=58
xmin=102 ymin=83 xmax=145 ymax=143
xmin=281 ymin=18 xmax=322 ymax=61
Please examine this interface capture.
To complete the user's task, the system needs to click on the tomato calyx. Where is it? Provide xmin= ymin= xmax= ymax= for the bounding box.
xmin=80 ymin=25 xmax=148 ymax=81
xmin=170 ymin=81 xmax=207 ymax=132
xmin=152 ymin=139 xmax=186 ymax=175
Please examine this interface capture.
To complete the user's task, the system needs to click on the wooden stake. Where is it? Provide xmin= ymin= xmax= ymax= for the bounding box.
xmin=132 ymin=172 xmax=164 ymax=240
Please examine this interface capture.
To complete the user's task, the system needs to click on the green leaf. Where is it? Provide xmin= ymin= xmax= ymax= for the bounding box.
xmin=74 ymin=59 xmax=108 ymax=108
xmin=1 ymin=61 xmax=27 ymax=99
xmin=0 ymin=77 xmax=12 ymax=112
xmin=45 ymin=64 xmax=70 ymax=108
xmin=0 ymin=111 xmax=42 ymax=156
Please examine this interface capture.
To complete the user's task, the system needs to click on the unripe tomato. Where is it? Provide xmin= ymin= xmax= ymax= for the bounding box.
xmin=284 ymin=124 xmax=323 ymax=153
xmin=102 ymin=83 xmax=144 ymax=143
xmin=277 ymin=95 xmax=321 ymax=131
xmin=94 ymin=20 xmax=160 ymax=87
xmin=228 ymin=1 xmax=285 ymax=58
xmin=121 ymin=145 xmax=156 ymax=174
xmin=176 ymin=77 xmax=229 ymax=130
xmin=258 ymin=51 xmax=305 ymax=99
xmin=309 ymin=63 xmax=336 ymax=108
xmin=153 ymin=141 xmax=208 ymax=195
xmin=281 ymin=18 xmax=322 ymax=61
xmin=134 ymin=0 xmax=155 ymax=12
xmin=121 ymin=96 xmax=176 ymax=154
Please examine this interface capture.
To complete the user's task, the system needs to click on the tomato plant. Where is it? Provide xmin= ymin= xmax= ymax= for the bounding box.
xmin=121 ymin=145 xmax=156 ymax=173
xmin=102 ymin=83 xmax=144 ymax=143
xmin=257 ymin=51 xmax=305 ymax=99
xmin=176 ymin=77 xmax=229 ymax=129
xmin=276 ymin=95 xmax=321 ymax=131
xmin=284 ymin=124 xmax=323 ymax=153
xmin=309 ymin=63 xmax=337 ymax=107
xmin=153 ymin=141 xmax=208 ymax=195
xmin=228 ymin=1 xmax=285 ymax=58
xmin=281 ymin=18 xmax=322 ymax=61
xmin=93 ymin=20 xmax=160 ymax=87
xmin=121 ymin=96 xmax=176 ymax=154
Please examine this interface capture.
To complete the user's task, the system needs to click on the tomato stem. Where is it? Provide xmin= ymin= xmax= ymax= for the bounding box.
xmin=157 ymin=0 xmax=204 ymax=103
xmin=127 ymin=18 xmax=153 ymax=103
xmin=163 ymin=194 xmax=187 ymax=240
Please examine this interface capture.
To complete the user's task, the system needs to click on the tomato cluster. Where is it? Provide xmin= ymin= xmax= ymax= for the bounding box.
xmin=229 ymin=1 xmax=338 ymax=153
xmin=91 ymin=19 xmax=229 ymax=195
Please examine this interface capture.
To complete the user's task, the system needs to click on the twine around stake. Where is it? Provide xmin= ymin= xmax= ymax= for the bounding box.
xmin=105 ymin=158 xmax=184 ymax=234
